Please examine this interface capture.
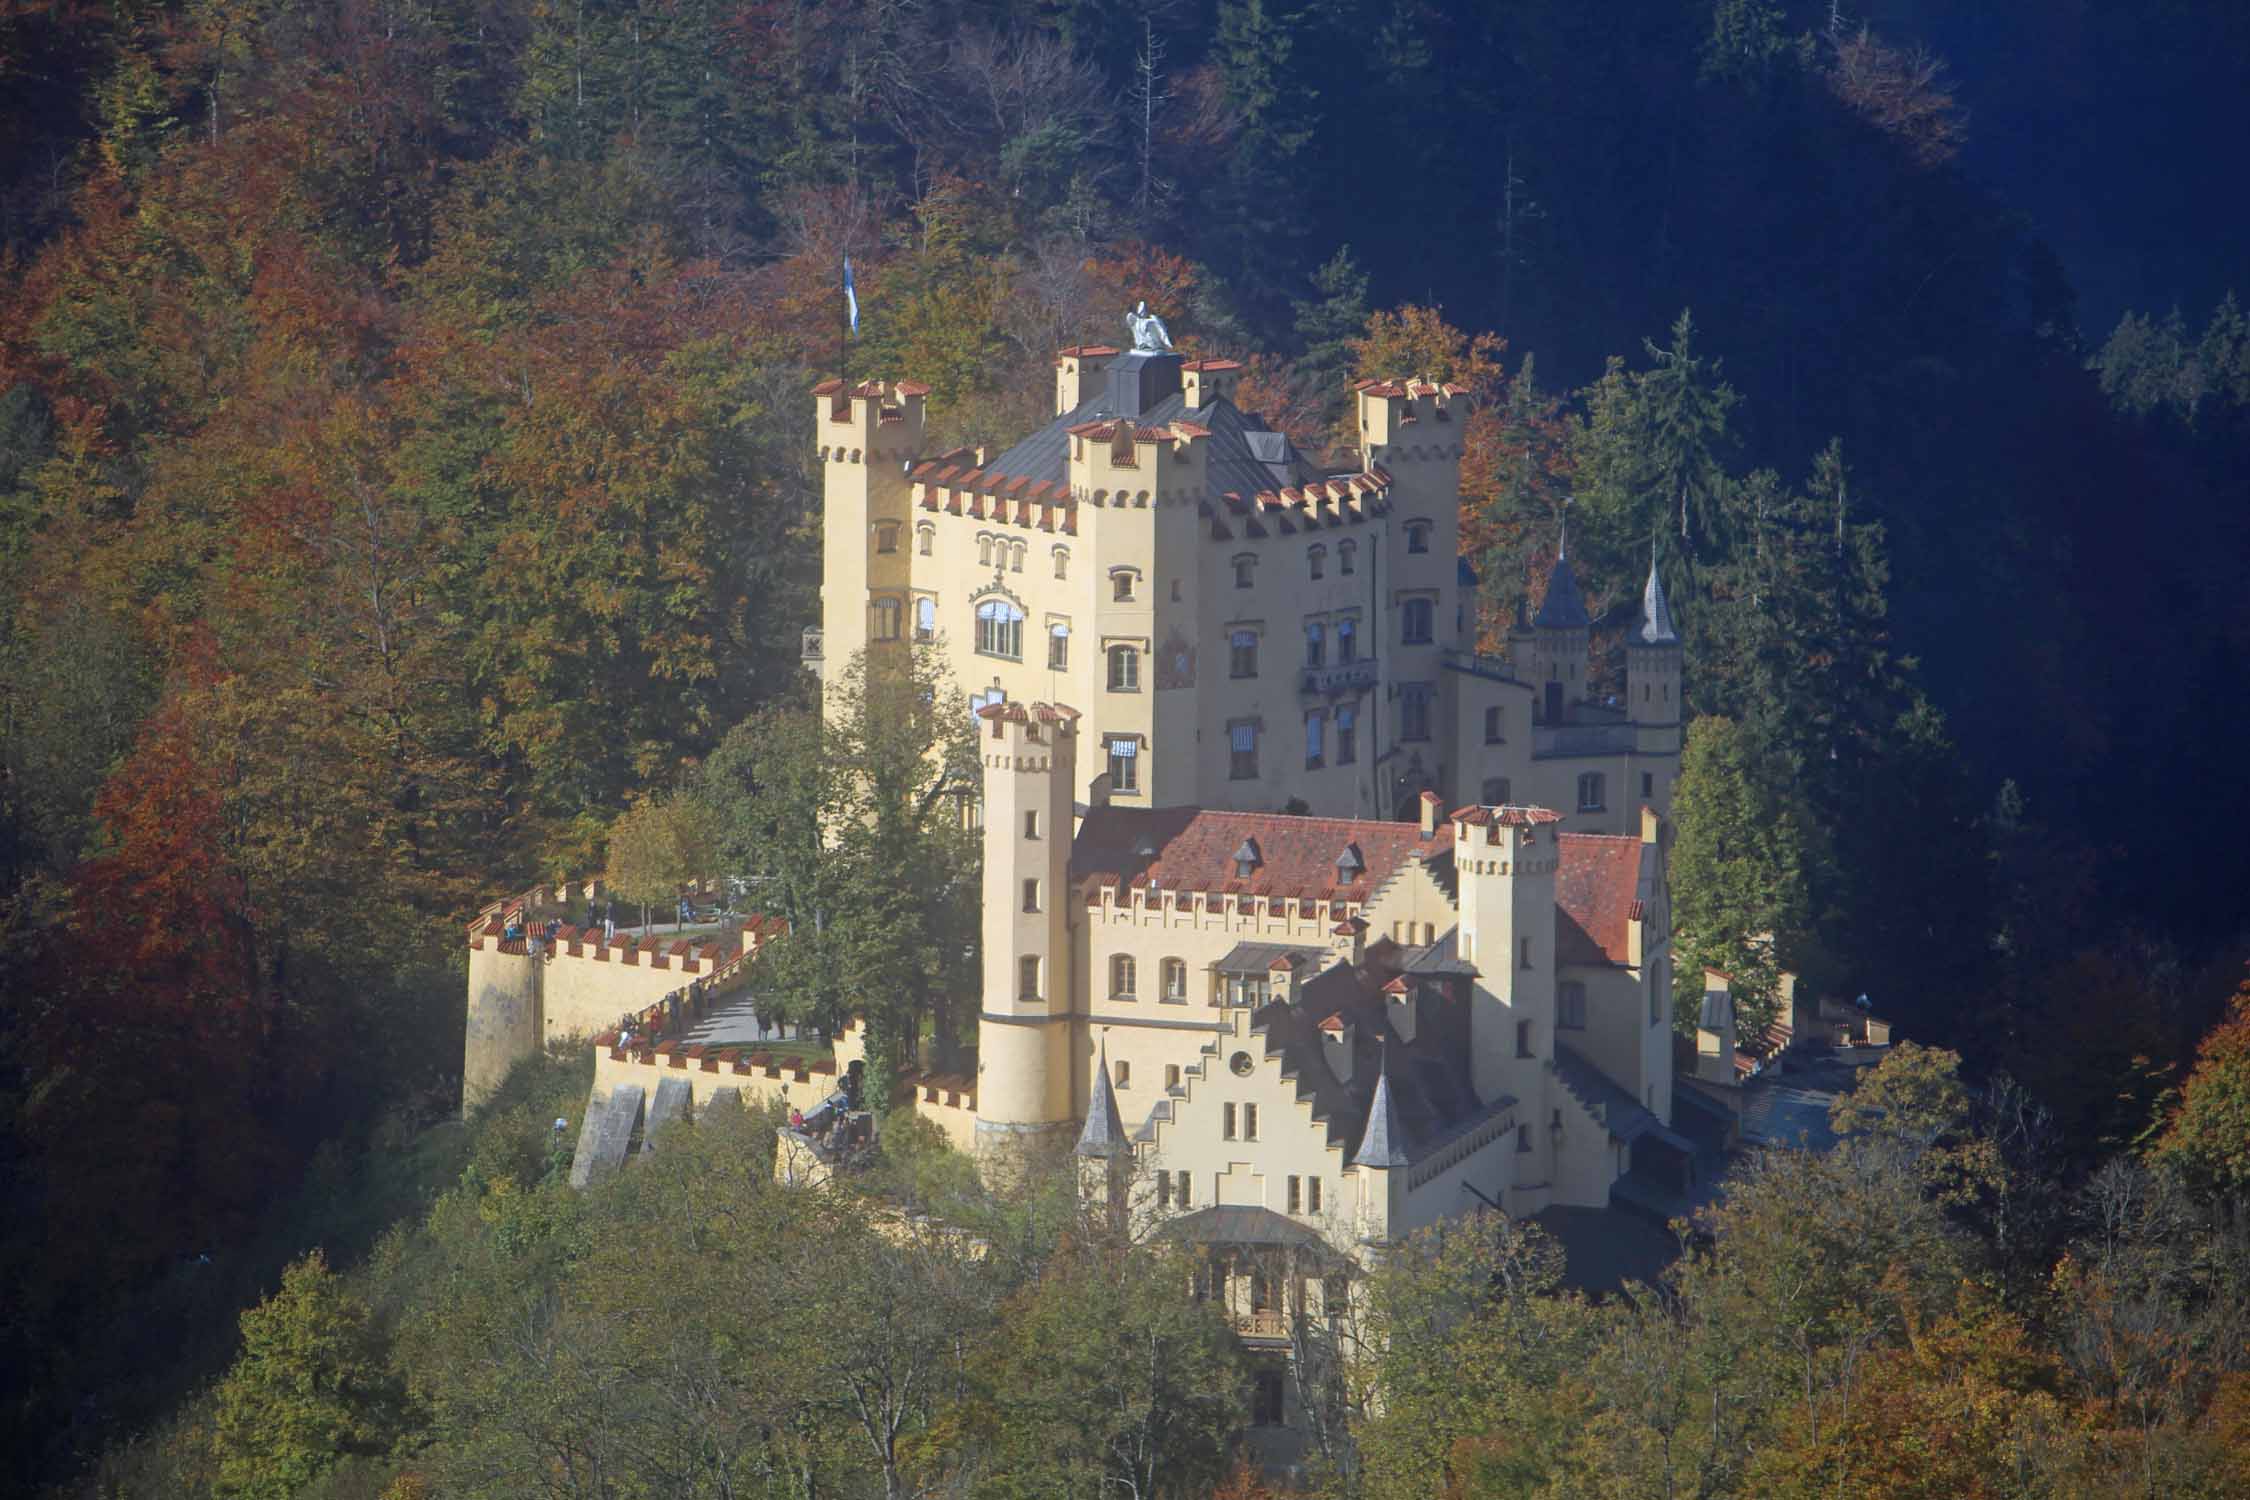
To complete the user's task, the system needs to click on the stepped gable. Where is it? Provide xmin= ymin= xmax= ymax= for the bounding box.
xmin=1072 ymin=806 xmax=1455 ymax=904
xmin=981 ymin=351 xmax=1323 ymax=504
xmin=1554 ymin=832 xmax=1643 ymax=966
xmin=1247 ymin=946 xmax=1480 ymax=1164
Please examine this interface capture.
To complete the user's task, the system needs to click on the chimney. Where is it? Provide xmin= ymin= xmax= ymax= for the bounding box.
xmin=1696 ymin=970 xmax=1737 ymax=1086
xmin=1418 ymin=789 xmax=1442 ymax=838
xmin=1320 ymin=1013 xmax=1356 ymax=1085
xmin=1332 ymin=915 xmax=1368 ymax=967
xmin=1269 ymin=955 xmax=1296 ymax=1005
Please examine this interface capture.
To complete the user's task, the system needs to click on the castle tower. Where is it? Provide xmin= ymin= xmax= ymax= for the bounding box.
xmin=1530 ymin=545 xmax=1590 ymax=724
xmin=812 ymin=377 xmax=928 ymax=695
xmin=1055 ymin=345 xmax=1119 ymax=414
xmin=1357 ymin=378 xmax=1470 ymax=664
xmin=1351 ymin=1044 xmax=1411 ymax=1245
xmin=1626 ymin=548 xmax=1682 ymax=731
xmin=1450 ymin=805 xmax=1562 ymax=1110
xmin=1064 ymin=353 xmax=1206 ymax=807
xmin=462 ymin=935 xmax=538 ymax=1117
xmin=973 ymin=701 xmax=1080 ymax=1162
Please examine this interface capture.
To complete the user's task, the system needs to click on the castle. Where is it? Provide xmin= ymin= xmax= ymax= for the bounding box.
xmin=463 ymin=328 xmax=1697 ymax=1445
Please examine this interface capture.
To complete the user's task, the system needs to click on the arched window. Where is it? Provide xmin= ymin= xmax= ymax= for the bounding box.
xmin=916 ymin=523 xmax=934 ymax=556
xmin=1339 ymin=540 xmax=1357 ymax=575
xmin=1052 ymin=547 xmax=1069 ymax=579
xmin=1401 ymin=598 xmax=1434 ymax=644
xmin=1048 ymin=622 xmax=1070 ymax=670
xmin=1111 ymin=568 xmax=1137 ymax=602
xmin=1108 ymin=644 xmax=1141 ymax=691
xmin=1111 ymin=954 xmax=1137 ymax=999
xmin=977 ymin=535 xmax=993 ymax=566
xmin=914 ymin=597 xmax=936 ymax=642
xmin=975 ymin=600 xmax=1023 ymax=659
xmin=871 ymin=598 xmax=901 ymax=640
xmin=1308 ymin=545 xmax=1326 ymax=579
xmin=1577 ymin=772 xmax=1606 ymax=812
xmin=1010 ymin=542 xmax=1025 ymax=572
xmin=1405 ymin=521 xmax=1431 ymax=554
xmin=1162 ymin=958 xmax=1188 ymax=1001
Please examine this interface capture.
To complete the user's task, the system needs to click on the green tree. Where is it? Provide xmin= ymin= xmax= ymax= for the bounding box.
xmin=603 ymin=795 xmax=714 ymax=930
xmin=951 ymin=1238 xmax=1248 ymax=1500
xmin=1668 ymin=715 xmax=1812 ymax=1035
xmin=695 ymin=647 xmax=980 ymax=1107
xmin=211 ymin=1250 xmax=407 ymax=1499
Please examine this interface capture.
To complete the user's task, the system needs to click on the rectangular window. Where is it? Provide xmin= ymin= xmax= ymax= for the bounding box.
xmin=1517 ymin=1019 xmax=1533 ymax=1058
xmin=1023 ymin=810 xmax=1040 ymax=840
xmin=1158 ymin=1171 xmax=1172 ymax=1208
xmin=1162 ymin=958 xmax=1188 ymax=1001
xmin=1406 ymin=522 xmax=1430 ymax=554
xmin=1558 ymin=981 xmax=1586 ymax=1030
xmin=1107 ymin=737 xmax=1139 ymax=794
xmin=1053 ymin=549 xmax=1068 ymax=579
xmin=1048 ymin=624 xmax=1069 ymax=670
xmin=1223 ymin=1103 xmax=1238 ymax=1140
xmin=1234 ymin=557 xmax=1254 ymax=589
xmin=1243 ymin=1103 xmax=1259 ymax=1140
xmin=875 ymin=522 xmax=899 ymax=553
xmin=1112 ymin=955 xmax=1137 ymax=999
xmin=1288 ymin=1176 xmax=1302 ymax=1213
xmin=1018 ymin=956 xmax=1040 ymax=1001
xmin=1305 ymin=711 xmax=1324 ymax=769
xmin=1484 ymin=705 xmax=1504 ymax=743
xmin=1230 ymin=723 xmax=1259 ymax=781
xmin=1517 ymin=1124 xmax=1533 ymax=1153
xmin=1305 ymin=621 xmax=1325 ymax=668
xmin=1401 ymin=598 xmax=1434 ymax=644
xmin=1307 ymin=1177 xmax=1322 ymax=1213
xmin=1165 ymin=1063 xmax=1181 ymax=1091
xmin=1578 ymin=772 xmax=1606 ymax=812
xmin=1230 ymin=630 xmax=1259 ymax=678
xmin=917 ymin=526 xmax=933 ymax=556
xmin=1176 ymin=1170 xmax=1191 ymax=1206
xmin=1336 ymin=706 xmax=1356 ymax=765
xmin=1337 ymin=618 xmax=1357 ymax=663
xmin=1399 ymin=685 xmax=1431 ymax=742
xmin=1309 ymin=548 xmax=1325 ymax=580
xmin=1113 ymin=572 xmax=1136 ymax=601
xmin=1021 ymin=878 xmax=1040 ymax=913
xmin=1115 ymin=1059 xmax=1130 ymax=1089
xmin=1108 ymin=646 xmax=1140 ymax=691
xmin=1520 ymin=937 xmax=1532 ymax=969
xmin=1642 ymin=771 xmax=1655 ymax=799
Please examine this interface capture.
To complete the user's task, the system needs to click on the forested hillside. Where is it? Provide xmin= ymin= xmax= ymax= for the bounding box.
xmin=2 ymin=0 xmax=2247 ymax=1492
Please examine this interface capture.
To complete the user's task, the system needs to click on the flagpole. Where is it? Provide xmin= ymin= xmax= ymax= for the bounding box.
xmin=839 ymin=251 xmax=849 ymax=402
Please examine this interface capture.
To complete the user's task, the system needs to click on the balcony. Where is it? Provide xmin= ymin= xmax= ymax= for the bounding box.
xmin=1233 ymin=1309 xmax=1291 ymax=1344
xmin=1301 ymin=658 xmax=1379 ymax=697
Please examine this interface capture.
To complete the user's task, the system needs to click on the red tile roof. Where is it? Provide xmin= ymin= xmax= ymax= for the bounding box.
xmin=1057 ymin=344 xmax=1121 ymax=358
xmin=1072 ymin=807 xmax=1453 ymax=904
xmin=1554 ymin=833 xmax=1643 ymax=967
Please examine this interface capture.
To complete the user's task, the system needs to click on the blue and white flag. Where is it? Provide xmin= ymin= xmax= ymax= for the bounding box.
xmin=843 ymin=254 xmax=859 ymax=337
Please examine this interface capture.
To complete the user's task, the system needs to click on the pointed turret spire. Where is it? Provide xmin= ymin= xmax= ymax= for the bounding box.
xmin=1076 ymin=1040 xmax=1128 ymax=1159
xmin=1638 ymin=541 xmax=1678 ymax=645
xmin=1352 ymin=1042 xmax=1413 ymax=1169
xmin=1533 ymin=545 xmax=1590 ymax=630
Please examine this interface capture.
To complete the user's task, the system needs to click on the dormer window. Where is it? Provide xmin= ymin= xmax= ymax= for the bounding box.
xmin=1335 ymin=843 xmax=1364 ymax=882
xmin=1232 ymin=837 xmax=1262 ymax=881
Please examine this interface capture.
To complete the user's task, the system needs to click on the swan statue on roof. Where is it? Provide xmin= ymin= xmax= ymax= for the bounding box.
xmin=1126 ymin=300 xmax=1174 ymax=352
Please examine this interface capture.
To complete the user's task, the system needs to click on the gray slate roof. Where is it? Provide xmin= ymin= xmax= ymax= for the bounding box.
xmin=1639 ymin=555 xmax=1679 ymax=644
xmin=1554 ymin=1044 xmax=1697 ymax=1154
xmin=1353 ymin=1054 xmax=1413 ymax=1168
xmin=1215 ymin=941 xmax=1331 ymax=976
xmin=1535 ymin=551 xmax=1591 ymax=630
xmin=982 ymin=352 xmax=1319 ymax=504
xmin=1077 ymin=1043 xmax=1129 ymax=1158
xmin=1162 ymin=1204 xmax=1329 ymax=1249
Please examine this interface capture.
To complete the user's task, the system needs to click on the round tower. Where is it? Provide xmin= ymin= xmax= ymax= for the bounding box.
xmin=462 ymin=932 xmax=538 ymax=1117
xmin=973 ymin=701 xmax=1080 ymax=1164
